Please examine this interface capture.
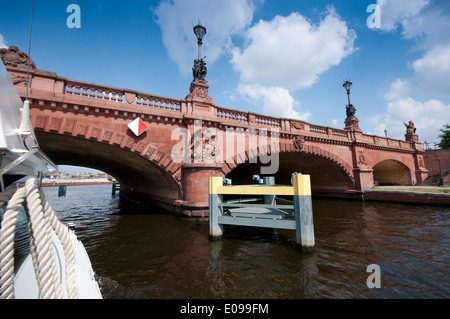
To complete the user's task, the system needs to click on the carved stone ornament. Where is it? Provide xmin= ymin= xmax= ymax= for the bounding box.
xmin=202 ymin=139 xmax=220 ymax=163
xmin=291 ymin=121 xmax=305 ymax=130
xmin=0 ymin=45 xmax=36 ymax=69
xmin=293 ymin=136 xmax=305 ymax=151
xmin=358 ymin=150 xmax=367 ymax=165
xmin=418 ymin=157 xmax=424 ymax=168
xmin=190 ymin=127 xmax=220 ymax=163
xmin=185 ymin=80 xmax=213 ymax=104
xmin=344 ymin=116 xmax=362 ymax=132
xmin=9 ymin=73 xmax=29 ymax=86
xmin=124 ymin=92 xmax=136 ymax=104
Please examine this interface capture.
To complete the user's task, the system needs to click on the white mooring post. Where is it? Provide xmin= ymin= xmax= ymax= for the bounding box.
xmin=263 ymin=176 xmax=275 ymax=205
xmin=209 ymin=176 xmax=224 ymax=239
xmin=292 ymin=174 xmax=315 ymax=253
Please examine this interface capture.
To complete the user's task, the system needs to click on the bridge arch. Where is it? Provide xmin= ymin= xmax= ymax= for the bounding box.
xmin=34 ymin=128 xmax=183 ymax=205
xmin=223 ymin=144 xmax=355 ymax=193
xmin=372 ymin=159 xmax=411 ymax=186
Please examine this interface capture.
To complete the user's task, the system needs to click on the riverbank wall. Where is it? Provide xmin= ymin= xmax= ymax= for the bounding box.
xmin=363 ymin=189 xmax=450 ymax=205
xmin=41 ymin=178 xmax=113 ymax=187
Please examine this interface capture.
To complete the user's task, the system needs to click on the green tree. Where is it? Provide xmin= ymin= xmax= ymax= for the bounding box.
xmin=438 ymin=124 xmax=450 ymax=149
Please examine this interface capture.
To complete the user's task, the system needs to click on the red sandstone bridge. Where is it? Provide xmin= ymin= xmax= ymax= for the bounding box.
xmin=1 ymin=46 xmax=429 ymax=217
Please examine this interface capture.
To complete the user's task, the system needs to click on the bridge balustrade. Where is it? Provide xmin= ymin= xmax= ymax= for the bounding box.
xmin=216 ymin=106 xmax=281 ymax=128
xmin=216 ymin=107 xmax=247 ymax=122
xmin=310 ymin=125 xmax=327 ymax=134
xmin=255 ymin=116 xmax=280 ymax=127
xmin=64 ymin=79 xmax=182 ymax=113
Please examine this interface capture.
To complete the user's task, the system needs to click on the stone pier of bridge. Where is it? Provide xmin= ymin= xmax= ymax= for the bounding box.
xmin=1 ymin=46 xmax=429 ymax=218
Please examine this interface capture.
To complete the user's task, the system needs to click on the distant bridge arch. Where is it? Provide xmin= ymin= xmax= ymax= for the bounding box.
xmin=373 ymin=159 xmax=411 ymax=186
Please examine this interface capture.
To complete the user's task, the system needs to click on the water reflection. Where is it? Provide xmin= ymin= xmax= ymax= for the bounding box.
xmin=36 ymin=185 xmax=450 ymax=299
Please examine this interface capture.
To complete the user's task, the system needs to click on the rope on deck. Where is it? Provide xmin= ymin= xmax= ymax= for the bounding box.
xmin=0 ymin=177 xmax=78 ymax=299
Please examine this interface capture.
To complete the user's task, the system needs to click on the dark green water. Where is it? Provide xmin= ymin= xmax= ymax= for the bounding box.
xmin=37 ymin=185 xmax=449 ymax=299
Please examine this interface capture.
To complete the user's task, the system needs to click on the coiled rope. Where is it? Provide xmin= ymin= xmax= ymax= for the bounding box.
xmin=0 ymin=177 xmax=78 ymax=299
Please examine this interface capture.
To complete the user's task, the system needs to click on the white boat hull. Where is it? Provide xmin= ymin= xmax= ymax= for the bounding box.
xmin=14 ymin=228 xmax=102 ymax=299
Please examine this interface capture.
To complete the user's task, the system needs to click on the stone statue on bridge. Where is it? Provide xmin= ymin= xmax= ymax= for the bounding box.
xmin=404 ymin=121 xmax=416 ymax=134
xmin=346 ymin=103 xmax=356 ymax=118
xmin=193 ymin=58 xmax=207 ymax=81
xmin=344 ymin=103 xmax=361 ymax=132
xmin=404 ymin=120 xmax=419 ymax=142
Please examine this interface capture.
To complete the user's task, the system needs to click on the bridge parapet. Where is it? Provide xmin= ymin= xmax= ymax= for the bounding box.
xmin=64 ymin=79 xmax=182 ymax=112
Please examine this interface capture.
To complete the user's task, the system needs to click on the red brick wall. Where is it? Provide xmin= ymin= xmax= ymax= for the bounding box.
xmin=424 ymin=149 xmax=450 ymax=175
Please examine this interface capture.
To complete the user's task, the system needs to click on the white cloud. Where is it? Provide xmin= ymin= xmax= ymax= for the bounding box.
xmin=412 ymin=44 xmax=450 ymax=98
xmin=371 ymin=97 xmax=450 ymax=143
xmin=384 ymin=45 xmax=450 ymax=101
xmin=377 ymin=0 xmax=429 ymax=32
xmin=384 ymin=78 xmax=413 ymax=100
xmin=237 ymin=83 xmax=311 ymax=120
xmin=0 ymin=34 xmax=7 ymax=48
xmin=153 ymin=2 xmax=356 ymax=121
xmin=230 ymin=9 xmax=356 ymax=90
xmin=373 ymin=0 xmax=450 ymax=142
xmin=378 ymin=0 xmax=450 ymax=48
xmin=230 ymin=7 xmax=355 ymax=121
xmin=151 ymin=0 xmax=257 ymax=76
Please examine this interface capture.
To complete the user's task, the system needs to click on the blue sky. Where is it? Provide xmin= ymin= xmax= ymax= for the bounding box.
xmin=1 ymin=0 xmax=449 ymax=151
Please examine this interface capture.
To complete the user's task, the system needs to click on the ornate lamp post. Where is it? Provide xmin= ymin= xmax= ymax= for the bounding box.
xmin=343 ymin=80 xmax=356 ymax=118
xmin=342 ymin=80 xmax=361 ymax=132
xmin=436 ymin=153 xmax=444 ymax=186
xmin=193 ymin=23 xmax=206 ymax=60
xmin=192 ymin=22 xmax=207 ymax=81
xmin=343 ymin=80 xmax=352 ymax=106
xmin=186 ymin=20 xmax=213 ymax=104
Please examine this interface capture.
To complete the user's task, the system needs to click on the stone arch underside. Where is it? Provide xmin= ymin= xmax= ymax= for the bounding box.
xmin=372 ymin=159 xmax=411 ymax=186
xmin=225 ymin=150 xmax=355 ymax=194
xmin=35 ymin=131 xmax=182 ymax=203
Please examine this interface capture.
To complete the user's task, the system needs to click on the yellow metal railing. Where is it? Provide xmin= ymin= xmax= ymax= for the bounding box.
xmin=209 ymin=174 xmax=311 ymax=197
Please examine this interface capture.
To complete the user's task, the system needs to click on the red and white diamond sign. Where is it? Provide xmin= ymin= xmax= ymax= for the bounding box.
xmin=128 ymin=117 xmax=148 ymax=137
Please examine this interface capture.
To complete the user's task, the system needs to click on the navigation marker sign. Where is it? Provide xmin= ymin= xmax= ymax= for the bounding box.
xmin=128 ymin=117 xmax=148 ymax=137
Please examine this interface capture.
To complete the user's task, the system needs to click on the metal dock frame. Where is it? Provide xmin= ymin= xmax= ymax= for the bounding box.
xmin=209 ymin=174 xmax=315 ymax=253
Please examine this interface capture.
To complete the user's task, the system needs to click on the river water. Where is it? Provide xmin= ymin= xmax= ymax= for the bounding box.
xmin=26 ymin=185 xmax=450 ymax=298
